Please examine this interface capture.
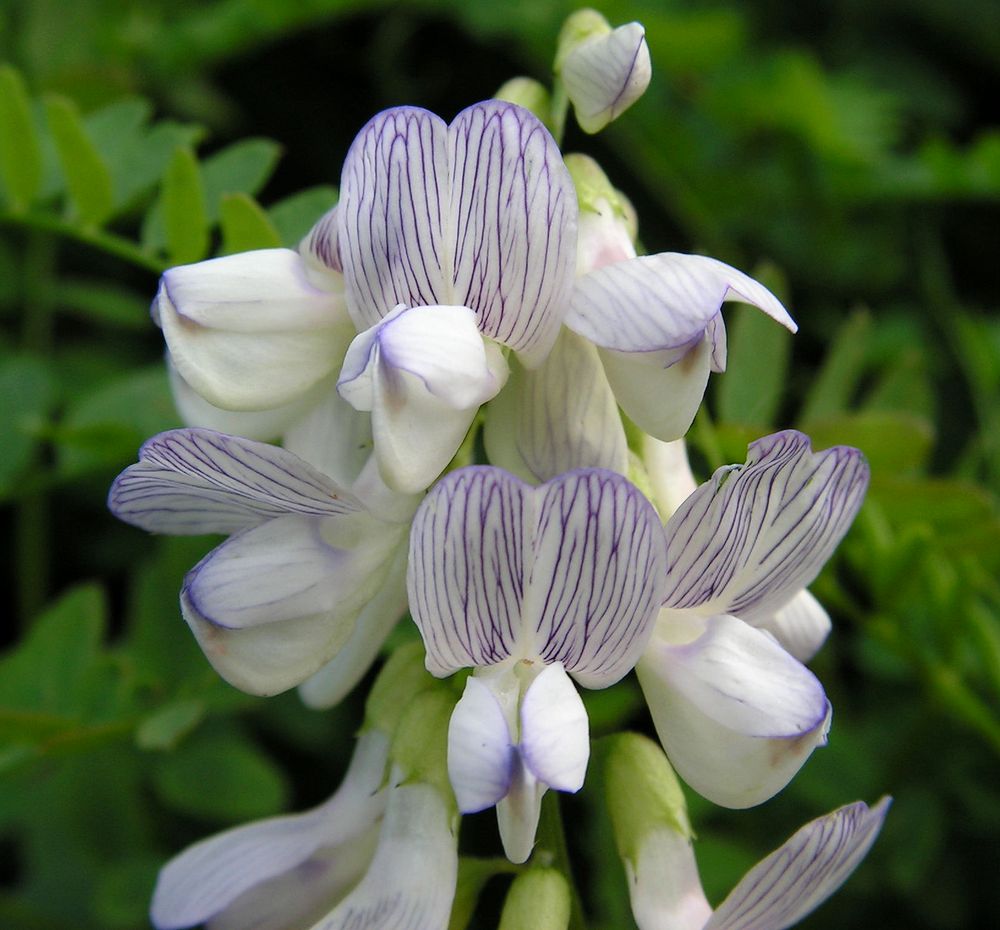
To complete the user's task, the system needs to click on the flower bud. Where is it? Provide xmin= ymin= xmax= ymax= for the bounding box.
xmin=498 ymin=868 xmax=571 ymax=930
xmin=495 ymin=76 xmax=552 ymax=126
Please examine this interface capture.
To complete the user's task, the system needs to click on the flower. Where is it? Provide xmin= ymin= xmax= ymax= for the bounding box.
xmin=150 ymin=645 xmax=459 ymax=930
xmin=636 ymin=431 xmax=870 ymax=807
xmin=406 ymin=465 xmax=669 ymax=862
xmin=556 ymin=10 xmax=652 ymax=134
xmin=108 ymin=427 xmax=411 ymax=696
xmin=605 ymin=733 xmax=891 ymax=930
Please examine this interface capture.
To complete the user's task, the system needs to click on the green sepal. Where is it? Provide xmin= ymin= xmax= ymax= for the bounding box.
xmin=604 ymin=732 xmax=692 ymax=866
xmin=389 ymin=687 xmax=455 ymax=805
xmin=44 ymin=95 xmax=115 ymax=227
xmin=363 ymin=639 xmax=436 ymax=737
xmin=554 ymin=9 xmax=611 ymax=73
xmin=498 ymin=868 xmax=571 ymax=930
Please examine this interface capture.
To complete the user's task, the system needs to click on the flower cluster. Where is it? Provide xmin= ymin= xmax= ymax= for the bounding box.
xmin=110 ymin=10 xmax=889 ymax=930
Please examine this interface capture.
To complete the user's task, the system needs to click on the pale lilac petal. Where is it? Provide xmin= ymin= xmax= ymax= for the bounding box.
xmin=562 ymin=22 xmax=652 ymax=134
xmin=597 ymin=336 xmax=713 ymax=441
xmin=108 ymin=429 xmax=361 ymax=536
xmin=754 ymin=589 xmax=832 ymax=664
xmin=448 ymin=677 xmax=516 ymax=813
xmin=338 ymin=108 xmax=450 ymax=329
xmin=338 ymin=305 xmax=508 ymax=493
xmin=627 ymin=829 xmax=713 ymax=930
xmin=183 ymin=514 xmax=399 ymax=695
xmin=496 ymin=755 xmax=546 ymax=865
xmin=567 ymin=253 xmax=795 ymax=356
xmin=448 ymin=101 xmax=577 ymax=365
xmin=530 ymin=470 xmax=668 ymax=687
xmin=157 ymin=249 xmax=351 ymax=410
xmin=300 ymin=204 xmax=343 ymax=275
xmin=298 ymin=538 xmax=409 ymax=709
xmin=637 ymin=614 xmax=831 ymax=808
xmin=661 ymin=431 xmax=870 ymax=622
xmin=519 ymin=663 xmax=589 ymax=792
xmin=705 ymin=798 xmax=892 ymax=930
xmin=168 ymin=358 xmax=328 ymax=441
xmin=484 ymin=328 xmax=628 ymax=483
xmin=151 ymin=731 xmax=388 ymax=930
xmin=641 ymin=437 xmax=699 ymax=521
xmin=408 ymin=467 xmax=528 ymax=676
xmin=311 ymin=780 xmax=458 ymax=930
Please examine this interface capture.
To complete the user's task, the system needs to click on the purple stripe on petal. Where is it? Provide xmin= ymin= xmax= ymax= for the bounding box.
xmin=706 ymin=798 xmax=891 ymax=930
xmin=448 ymin=101 xmax=577 ymax=364
xmin=108 ymin=428 xmax=361 ymax=536
xmin=339 ymin=107 xmax=450 ymax=329
xmin=661 ymin=431 xmax=870 ymax=622
xmin=568 ymin=253 xmax=796 ymax=356
xmin=529 ymin=470 xmax=668 ymax=687
xmin=407 ymin=467 xmax=528 ymax=675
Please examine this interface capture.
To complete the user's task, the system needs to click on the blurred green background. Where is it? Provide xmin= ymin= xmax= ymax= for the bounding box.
xmin=1 ymin=0 xmax=998 ymax=928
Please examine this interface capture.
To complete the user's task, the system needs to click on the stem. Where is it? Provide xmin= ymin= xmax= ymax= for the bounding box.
xmin=550 ymin=78 xmax=570 ymax=148
xmin=1 ymin=210 xmax=166 ymax=274
xmin=16 ymin=232 xmax=55 ymax=627
xmin=534 ymin=792 xmax=587 ymax=930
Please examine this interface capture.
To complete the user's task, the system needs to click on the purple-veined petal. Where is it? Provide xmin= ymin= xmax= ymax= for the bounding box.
xmin=637 ymin=614 xmax=831 ymax=808
xmin=408 ymin=467 xmax=528 ymax=675
xmin=530 ymin=470 xmax=668 ymax=687
xmin=108 ymin=428 xmax=361 ymax=536
xmin=298 ymin=537 xmax=409 ymax=709
xmin=310 ymin=779 xmax=458 ymax=930
xmin=300 ymin=204 xmax=343 ymax=276
xmin=483 ymin=328 xmax=628 ymax=483
xmin=183 ymin=513 xmax=399 ymax=695
xmin=338 ymin=305 xmax=508 ymax=493
xmin=167 ymin=357 xmax=329 ymax=441
xmin=567 ymin=253 xmax=795 ymax=356
xmin=705 ymin=798 xmax=891 ymax=930
xmin=151 ymin=730 xmax=389 ymax=930
xmin=338 ymin=107 xmax=450 ymax=329
xmin=562 ymin=22 xmax=652 ymax=134
xmin=338 ymin=103 xmax=576 ymax=366
xmin=597 ymin=336 xmax=713 ymax=441
xmin=157 ymin=249 xmax=351 ymax=411
xmin=448 ymin=676 xmax=516 ymax=813
xmin=496 ymin=753 xmax=547 ymax=865
xmin=661 ymin=430 xmax=870 ymax=622
xmin=519 ymin=662 xmax=589 ymax=792
xmin=627 ymin=829 xmax=713 ymax=930
xmin=448 ymin=101 xmax=577 ymax=365
xmin=754 ymin=588 xmax=832 ymax=664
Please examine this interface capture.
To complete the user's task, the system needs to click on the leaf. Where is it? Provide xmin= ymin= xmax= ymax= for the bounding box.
xmin=0 ymin=65 xmax=43 ymax=210
xmin=715 ymin=267 xmax=793 ymax=427
xmin=0 ymin=353 xmax=58 ymax=500
xmin=135 ymin=698 xmax=206 ymax=751
xmin=44 ymin=95 xmax=116 ymax=227
xmin=160 ymin=145 xmax=209 ymax=264
xmin=798 ymin=309 xmax=872 ymax=426
xmin=268 ymin=185 xmax=337 ymax=247
xmin=150 ymin=727 xmax=288 ymax=822
xmin=806 ymin=410 xmax=933 ymax=476
xmin=120 ymin=118 xmax=205 ymax=208
xmin=219 ymin=191 xmax=282 ymax=253
xmin=200 ymin=138 xmax=282 ymax=221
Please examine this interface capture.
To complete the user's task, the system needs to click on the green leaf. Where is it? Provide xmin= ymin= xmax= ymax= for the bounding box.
xmin=268 ymin=185 xmax=338 ymax=247
xmin=44 ymin=95 xmax=115 ymax=227
xmin=92 ymin=856 xmax=161 ymax=929
xmin=200 ymin=138 xmax=281 ymax=221
xmin=806 ymin=410 xmax=933 ymax=476
xmin=135 ymin=698 xmax=206 ymax=751
xmin=151 ymin=727 xmax=288 ymax=822
xmin=798 ymin=309 xmax=872 ymax=426
xmin=0 ymin=65 xmax=43 ymax=210
xmin=219 ymin=192 xmax=282 ymax=253
xmin=0 ymin=353 xmax=58 ymax=500
xmin=715 ymin=283 xmax=792 ymax=427
xmin=54 ymin=278 xmax=151 ymax=330
xmin=161 ymin=145 xmax=209 ymax=264
xmin=121 ymin=118 xmax=205 ymax=208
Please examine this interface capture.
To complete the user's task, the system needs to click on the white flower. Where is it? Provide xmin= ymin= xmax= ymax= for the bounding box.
xmin=406 ymin=466 xmax=668 ymax=861
xmin=637 ymin=431 xmax=870 ymax=807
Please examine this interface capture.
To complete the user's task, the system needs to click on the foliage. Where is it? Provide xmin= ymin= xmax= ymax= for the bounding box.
xmin=1 ymin=1 xmax=998 ymax=928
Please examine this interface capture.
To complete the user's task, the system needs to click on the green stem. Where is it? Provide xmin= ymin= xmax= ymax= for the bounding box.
xmin=1 ymin=210 xmax=166 ymax=274
xmin=16 ymin=232 xmax=55 ymax=627
xmin=534 ymin=792 xmax=587 ymax=930
xmin=550 ymin=78 xmax=570 ymax=149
